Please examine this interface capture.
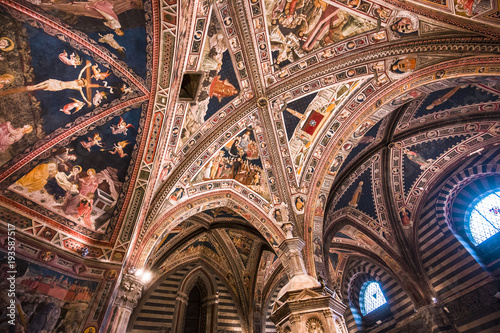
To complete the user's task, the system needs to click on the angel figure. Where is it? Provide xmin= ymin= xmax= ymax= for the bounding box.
xmin=93 ymin=90 xmax=107 ymax=106
xmin=403 ymin=148 xmax=434 ymax=170
xmin=85 ymin=0 xmax=124 ymax=36
xmin=60 ymin=98 xmax=86 ymax=115
xmin=121 ymin=84 xmax=132 ymax=94
xmin=91 ymin=64 xmax=111 ymax=81
xmin=98 ymin=33 xmax=126 ymax=58
xmin=58 ymin=50 xmax=82 ymax=68
xmin=110 ymin=117 xmax=134 ymax=135
xmin=107 ymin=140 xmax=130 ymax=158
xmin=80 ymin=133 xmax=103 ymax=151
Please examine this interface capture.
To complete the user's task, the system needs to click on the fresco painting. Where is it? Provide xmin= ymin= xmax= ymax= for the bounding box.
xmin=25 ymin=0 xmax=147 ymax=78
xmin=205 ymin=207 xmax=248 ymax=221
xmin=333 ymin=167 xmax=377 ymax=219
xmin=0 ymin=11 xmax=136 ymax=168
xmin=0 ymin=251 xmax=99 ymax=333
xmin=401 ymin=135 xmax=470 ymax=195
xmin=8 ymin=108 xmax=141 ymax=239
xmin=179 ymin=235 xmax=220 ymax=259
xmin=227 ymin=229 xmax=254 ymax=266
xmin=453 ymin=0 xmax=493 ymax=17
xmin=263 ymin=0 xmax=376 ymax=68
xmin=154 ymin=220 xmax=193 ymax=253
xmin=180 ymin=13 xmax=240 ymax=146
xmin=192 ymin=128 xmax=270 ymax=201
xmin=414 ymin=84 xmax=498 ymax=119
xmin=285 ymin=81 xmax=360 ymax=175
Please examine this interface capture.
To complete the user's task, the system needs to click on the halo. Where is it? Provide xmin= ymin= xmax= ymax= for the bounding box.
xmin=0 ymin=37 xmax=14 ymax=52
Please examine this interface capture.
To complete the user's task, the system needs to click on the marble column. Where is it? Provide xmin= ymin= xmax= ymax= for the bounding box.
xmin=270 ymin=223 xmax=347 ymax=333
xmin=107 ymin=274 xmax=145 ymax=333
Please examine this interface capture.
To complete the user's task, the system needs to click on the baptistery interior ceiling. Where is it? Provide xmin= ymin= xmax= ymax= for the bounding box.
xmin=0 ymin=0 xmax=500 ymax=331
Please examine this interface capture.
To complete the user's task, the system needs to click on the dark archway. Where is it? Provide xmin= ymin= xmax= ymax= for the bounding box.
xmin=185 ymin=286 xmax=203 ymax=333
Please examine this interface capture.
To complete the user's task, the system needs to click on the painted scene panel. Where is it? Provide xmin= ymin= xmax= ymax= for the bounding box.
xmin=0 ymin=250 xmax=99 ymax=333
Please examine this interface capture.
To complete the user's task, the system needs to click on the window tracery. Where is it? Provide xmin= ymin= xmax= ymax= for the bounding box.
xmin=468 ymin=190 xmax=500 ymax=245
xmin=360 ymin=281 xmax=387 ymax=315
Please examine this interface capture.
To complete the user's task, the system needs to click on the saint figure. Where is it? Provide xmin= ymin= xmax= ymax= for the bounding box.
xmin=0 ymin=122 xmax=32 ymax=152
xmin=209 ymin=76 xmax=238 ymax=102
xmin=349 ymin=181 xmax=364 ymax=207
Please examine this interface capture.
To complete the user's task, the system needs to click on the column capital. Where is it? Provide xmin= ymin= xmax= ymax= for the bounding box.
xmin=114 ymin=274 xmax=145 ymax=310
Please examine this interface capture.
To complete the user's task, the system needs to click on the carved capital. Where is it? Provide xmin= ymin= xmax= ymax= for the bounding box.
xmin=289 ymin=314 xmax=301 ymax=324
xmin=114 ymin=274 xmax=145 ymax=310
xmin=322 ymin=309 xmax=333 ymax=318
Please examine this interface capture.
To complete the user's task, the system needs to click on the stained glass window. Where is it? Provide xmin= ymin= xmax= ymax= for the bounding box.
xmin=360 ymin=281 xmax=387 ymax=315
xmin=469 ymin=190 xmax=500 ymax=245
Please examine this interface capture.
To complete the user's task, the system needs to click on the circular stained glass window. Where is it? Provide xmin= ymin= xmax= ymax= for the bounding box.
xmin=469 ymin=190 xmax=500 ymax=245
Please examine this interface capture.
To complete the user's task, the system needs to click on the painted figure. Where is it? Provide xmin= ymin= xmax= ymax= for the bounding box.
xmin=426 ymin=86 xmax=465 ymax=110
xmin=98 ymin=33 xmax=126 ymax=57
xmin=61 ymin=183 xmax=81 ymax=215
xmin=80 ymin=133 xmax=103 ymax=151
xmin=209 ymin=76 xmax=238 ymax=101
xmin=28 ymin=78 xmax=87 ymax=92
xmin=315 ymin=194 xmax=326 ymax=215
xmin=28 ymin=301 xmax=60 ymax=333
xmin=91 ymin=64 xmax=111 ymax=81
xmin=390 ymin=57 xmax=416 ymax=74
xmin=78 ymin=194 xmax=94 ymax=228
xmin=404 ymin=149 xmax=434 ymax=170
xmin=0 ymin=63 xmax=92 ymax=105
xmin=170 ymin=188 xmax=184 ymax=202
xmin=295 ymin=196 xmax=304 ymax=211
xmin=60 ymin=98 xmax=86 ymax=115
xmin=400 ymin=208 xmax=411 ymax=226
xmin=17 ymin=162 xmax=58 ymax=192
xmin=92 ymin=90 xmax=107 ymax=106
xmin=58 ymin=50 xmax=82 ymax=68
xmin=390 ymin=13 xmax=419 ymax=36
xmin=79 ymin=169 xmax=98 ymax=197
xmin=85 ymin=0 xmax=124 ymax=35
xmin=107 ymin=140 xmax=130 ymax=158
xmin=349 ymin=181 xmax=364 ymax=207
xmin=46 ymin=165 xmax=81 ymax=200
xmin=329 ymin=155 xmax=343 ymax=174
xmin=160 ymin=164 xmax=172 ymax=181
xmin=274 ymin=208 xmax=283 ymax=222
xmin=0 ymin=122 xmax=32 ymax=152
xmin=110 ymin=117 xmax=134 ymax=135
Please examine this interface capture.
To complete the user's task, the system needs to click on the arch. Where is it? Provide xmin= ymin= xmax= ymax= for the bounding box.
xmin=262 ymin=272 xmax=288 ymax=333
xmin=131 ymin=191 xmax=284 ymax=268
xmin=341 ymin=257 xmax=415 ymax=332
xmin=432 ymin=159 xmax=500 ymax=271
xmin=415 ymin=147 xmax=500 ymax=331
xmin=359 ymin=281 xmax=387 ymax=315
xmin=130 ymin=259 xmax=248 ymax=333
xmin=173 ymin=266 xmax=218 ymax=333
xmin=305 ymin=61 xmax=500 ymax=271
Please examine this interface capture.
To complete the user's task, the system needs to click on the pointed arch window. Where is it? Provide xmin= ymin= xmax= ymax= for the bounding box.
xmin=360 ymin=281 xmax=387 ymax=315
xmin=468 ymin=190 xmax=500 ymax=245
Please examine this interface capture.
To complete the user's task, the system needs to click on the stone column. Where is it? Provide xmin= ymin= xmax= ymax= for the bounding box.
xmin=270 ymin=223 xmax=346 ymax=333
xmin=107 ymin=274 xmax=145 ymax=333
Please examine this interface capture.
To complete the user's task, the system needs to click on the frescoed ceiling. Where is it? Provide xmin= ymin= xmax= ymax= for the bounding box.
xmin=0 ymin=0 xmax=499 ymax=331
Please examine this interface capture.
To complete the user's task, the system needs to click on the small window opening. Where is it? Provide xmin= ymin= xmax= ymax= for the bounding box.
xmin=360 ymin=281 xmax=387 ymax=315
